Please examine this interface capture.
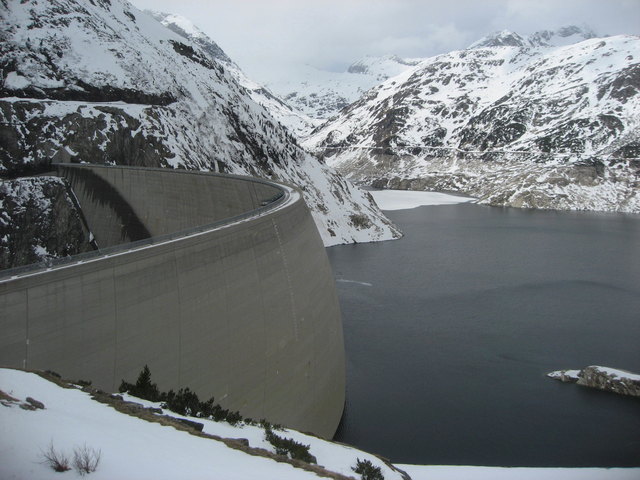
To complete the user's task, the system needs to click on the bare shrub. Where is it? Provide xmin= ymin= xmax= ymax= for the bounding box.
xmin=73 ymin=444 xmax=101 ymax=475
xmin=41 ymin=441 xmax=71 ymax=472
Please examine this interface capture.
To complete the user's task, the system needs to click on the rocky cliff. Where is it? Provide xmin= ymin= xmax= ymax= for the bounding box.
xmin=0 ymin=176 xmax=91 ymax=270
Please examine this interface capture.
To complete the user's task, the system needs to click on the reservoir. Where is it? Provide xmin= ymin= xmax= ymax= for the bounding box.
xmin=327 ymin=201 xmax=640 ymax=467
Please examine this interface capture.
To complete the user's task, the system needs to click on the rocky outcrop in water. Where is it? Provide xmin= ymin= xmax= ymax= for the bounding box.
xmin=548 ymin=366 xmax=640 ymax=397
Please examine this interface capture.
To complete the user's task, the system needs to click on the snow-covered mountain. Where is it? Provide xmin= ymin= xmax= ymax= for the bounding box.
xmin=146 ymin=11 xmax=319 ymax=138
xmin=469 ymin=25 xmax=598 ymax=49
xmin=305 ymin=28 xmax=640 ymax=213
xmin=266 ymin=55 xmax=421 ymax=121
xmin=0 ymin=0 xmax=400 ymax=247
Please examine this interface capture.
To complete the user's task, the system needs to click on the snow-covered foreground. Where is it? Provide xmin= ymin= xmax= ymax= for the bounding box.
xmin=369 ymin=189 xmax=475 ymax=210
xmin=1 ymin=368 xmax=638 ymax=480
xmin=0 ymin=369 xmax=404 ymax=480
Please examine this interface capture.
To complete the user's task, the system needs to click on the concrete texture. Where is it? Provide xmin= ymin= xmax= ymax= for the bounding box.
xmin=0 ymin=164 xmax=345 ymax=438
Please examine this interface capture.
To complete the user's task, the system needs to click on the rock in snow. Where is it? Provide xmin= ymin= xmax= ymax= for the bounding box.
xmin=0 ymin=0 xmax=400 ymax=249
xmin=548 ymin=366 xmax=640 ymax=397
xmin=305 ymin=28 xmax=640 ymax=214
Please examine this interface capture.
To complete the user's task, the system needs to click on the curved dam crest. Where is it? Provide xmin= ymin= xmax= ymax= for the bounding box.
xmin=0 ymin=164 xmax=345 ymax=438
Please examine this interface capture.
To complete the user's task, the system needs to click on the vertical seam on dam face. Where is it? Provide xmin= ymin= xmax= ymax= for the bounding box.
xmin=172 ymin=249 xmax=183 ymax=388
xmin=24 ymin=289 xmax=29 ymax=370
xmin=272 ymin=218 xmax=299 ymax=342
xmin=0 ymin=164 xmax=345 ymax=438
xmin=111 ymin=265 xmax=118 ymax=392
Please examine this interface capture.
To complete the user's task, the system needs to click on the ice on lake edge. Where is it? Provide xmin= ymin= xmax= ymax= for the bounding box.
xmin=369 ymin=189 xmax=476 ymax=211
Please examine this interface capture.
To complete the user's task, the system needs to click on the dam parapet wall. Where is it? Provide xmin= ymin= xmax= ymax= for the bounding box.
xmin=0 ymin=164 xmax=345 ymax=438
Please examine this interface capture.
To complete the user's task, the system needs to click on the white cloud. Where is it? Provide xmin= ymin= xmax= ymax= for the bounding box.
xmin=129 ymin=0 xmax=640 ymax=84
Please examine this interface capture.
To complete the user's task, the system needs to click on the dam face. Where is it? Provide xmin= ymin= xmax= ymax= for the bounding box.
xmin=0 ymin=164 xmax=345 ymax=438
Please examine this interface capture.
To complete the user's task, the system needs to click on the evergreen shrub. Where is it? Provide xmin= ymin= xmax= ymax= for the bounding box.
xmin=264 ymin=425 xmax=316 ymax=463
xmin=352 ymin=458 xmax=384 ymax=480
xmin=119 ymin=366 xmax=248 ymax=426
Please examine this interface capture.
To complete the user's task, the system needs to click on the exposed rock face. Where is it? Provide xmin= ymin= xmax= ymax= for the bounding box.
xmin=548 ymin=366 xmax=640 ymax=397
xmin=577 ymin=366 xmax=640 ymax=397
xmin=305 ymin=29 xmax=640 ymax=213
xmin=147 ymin=11 xmax=319 ymax=138
xmin=0 ymin=176 xmax=91 ymax=270
xmin=0 ymin=0 xmax=400 ymax=247
xmin=0 ymin=101 xmax=175 ymax=177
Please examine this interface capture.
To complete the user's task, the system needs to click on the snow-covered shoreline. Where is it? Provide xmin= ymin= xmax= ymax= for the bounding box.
xmin=368 ymin=189 xmax=476 ymax=210
xmin=2 ymin=368 xmax=638 ymax=480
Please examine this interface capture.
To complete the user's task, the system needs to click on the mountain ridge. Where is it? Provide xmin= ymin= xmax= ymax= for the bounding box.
xmin=304 ymin=31 xmax=640 ymax=213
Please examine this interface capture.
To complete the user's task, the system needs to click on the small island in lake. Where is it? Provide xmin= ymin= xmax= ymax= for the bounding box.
xmin=548 ymin=366 xmax=640 ymax=397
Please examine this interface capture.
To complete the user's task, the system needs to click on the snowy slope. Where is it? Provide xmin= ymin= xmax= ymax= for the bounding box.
xmin=266 ymin=55 xmax=421 ymax=121
xmin=0 ymin=0 xmax=400 ymax=247
xmin=305 ymin=29 xmax=640 ymax=213
xmin=147 ymin=11 xmax=319 ymax=138
xmin=2 ymin=368 xmax=638 ymax=480
xmin=268 ymin=27 xmax=598 ymax=123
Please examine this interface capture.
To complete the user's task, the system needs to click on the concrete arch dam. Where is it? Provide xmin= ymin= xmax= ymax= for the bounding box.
xmin=0 ymin=164 xmax=345 ymax=438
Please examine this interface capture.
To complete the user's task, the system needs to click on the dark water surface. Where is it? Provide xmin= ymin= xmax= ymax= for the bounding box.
xmin=327 ymin=204 xmax=640 ymax=467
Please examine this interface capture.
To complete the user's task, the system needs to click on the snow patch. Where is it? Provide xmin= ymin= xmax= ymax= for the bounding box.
xmin=369 ymin=189 xmax=476 ymax=210
xmin=4 ymin=71 xmax=31 ymax=89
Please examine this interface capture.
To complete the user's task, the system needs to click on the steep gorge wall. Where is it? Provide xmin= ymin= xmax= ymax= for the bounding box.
xmin=0 ymin=165 xmax=345 ymax=438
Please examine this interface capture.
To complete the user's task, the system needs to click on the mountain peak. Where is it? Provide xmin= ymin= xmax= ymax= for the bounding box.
xmin=346 ymin=54 xmax=419 ymax=75
xmin=469 ymin=25 xmax=599 ymax=51
xmin=468 ymin=30 xmax=527 ymax=49
xmin=528 ymin=25 xmax=598 ymax=47
xmin=146 ymin=10 xmax=234 ymax=65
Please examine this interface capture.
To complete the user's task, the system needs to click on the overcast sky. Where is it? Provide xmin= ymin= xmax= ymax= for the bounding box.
xmin=129 ymin=0 xmax=640 ymax=84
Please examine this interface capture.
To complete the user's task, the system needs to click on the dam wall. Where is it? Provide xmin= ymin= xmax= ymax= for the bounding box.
xmin=0 ymin=165 xmax=345 ymax=438
xmin=58 ymin=165 xmax=283 ymax=247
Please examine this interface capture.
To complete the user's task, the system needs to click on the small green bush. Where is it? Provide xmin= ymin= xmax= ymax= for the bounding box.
xmin=163 ymin=387 xmax=202 ymax=416
xmin=226 ymin=410 xmax=242 ymax=426
xmin=264 ymin=425 xmax=316 ymax=464
xmin=119 ymin=365 xmax=161 ymax=402
xmin=119 ymin=366 xmax=250 ymax=426
xmin=260 ymin=419 xmax=284 ymax=431
xmin=352 ymin=458 xmax=384 ymax=480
